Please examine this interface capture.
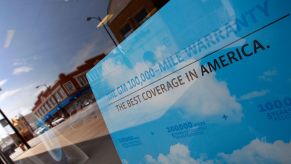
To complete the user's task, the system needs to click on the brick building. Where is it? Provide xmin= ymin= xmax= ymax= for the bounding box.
xmin=32 ymin=54 xmax=105 ymax=125
xmin=107 ymin=0 xmax=169 ymax=42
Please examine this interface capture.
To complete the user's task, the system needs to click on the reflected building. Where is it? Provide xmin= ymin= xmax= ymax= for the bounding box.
xmin=32 ymin=54 xmax=105 ymax=126
xmin=22 ymin=113 xmax=38 ymax=131
xmin=11 ymin=115 xmax=34 ymax=142
xmin=107 ymin=0 xmax=169 ymax=42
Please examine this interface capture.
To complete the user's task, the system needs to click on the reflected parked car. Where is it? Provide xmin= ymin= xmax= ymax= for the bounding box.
xmin=83 ymin=101 xmax=90 ymax=106
xmin=81 ymin=100 xmax=91 ymax=108
xmin=35 ymin=127 xmax=47 ymax=136
xmin=51 ymin=117 xmax=65 ymax=126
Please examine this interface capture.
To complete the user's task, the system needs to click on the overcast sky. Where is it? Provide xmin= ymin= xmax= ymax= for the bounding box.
xmin=0 ymin=0 xmax=114 ymax=138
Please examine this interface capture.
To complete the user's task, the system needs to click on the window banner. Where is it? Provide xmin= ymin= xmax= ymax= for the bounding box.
xmin=87 ymin=0 xmax=291 ymax=163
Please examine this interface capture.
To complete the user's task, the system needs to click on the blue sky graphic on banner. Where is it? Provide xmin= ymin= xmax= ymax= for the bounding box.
xmin=87 ymin=0 xmax=291 ymax=163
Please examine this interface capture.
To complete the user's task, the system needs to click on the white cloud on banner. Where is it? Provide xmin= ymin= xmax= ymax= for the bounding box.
xmin=259 ymin=68 xmax=277 ymax=82
xmin=239 ymin=89 xmax=269 ymax=100
xmin=176 ymin=74 xmax=242 ymax=121
xmin=121 ymin=159 xmax=129 ymax=164
xmin=102 ymin=59 xmax=196 ymax=132
xmin=101 ymin=57 xmax=134 ymax=87
xmin=145 ymin=139 xmax=291 ymax=164
xmin=218 ymin=139 xmax=291 ymax=163
xmin=154 ymin=45 xmax=168 ymax=60
xmin=145 ymin=143 xmax=212 ymax=164
xmin=101 ymin=55 xmax=152 ymax=88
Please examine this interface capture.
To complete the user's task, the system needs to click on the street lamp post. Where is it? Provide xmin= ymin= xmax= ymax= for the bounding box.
xmin=86 ymin=16 xmax=119 ymax=47
xmin=35 ymin=84 xmax=49 ymax=89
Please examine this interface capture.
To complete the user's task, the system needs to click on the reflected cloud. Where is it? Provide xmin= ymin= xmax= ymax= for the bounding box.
xmin=0 ymin=88 xmax=21 ymax=102
xmin=259 ymin=68 xmax=277 ymax=82
xmin=13 ymin=66 xmax=33 ymax=75
xmin=3 ymin=29 xmax=15 ymax=48
xmin=239 ymin=89 xmax=269 ymax=101
xmin=0 ymin=79 xmax=7 ymax=87
xmin=0 ymin=84 xmax=41 ymax=118
xmin=70 ymin=40 xmax=98 ymax=70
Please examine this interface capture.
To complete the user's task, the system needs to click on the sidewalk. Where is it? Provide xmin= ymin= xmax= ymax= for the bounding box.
xmin=11 ymin=103 xmax=121 ymax=164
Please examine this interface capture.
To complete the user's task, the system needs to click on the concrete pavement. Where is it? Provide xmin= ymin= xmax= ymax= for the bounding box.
xmin=13 ymin=103 xmax=121 ymax=164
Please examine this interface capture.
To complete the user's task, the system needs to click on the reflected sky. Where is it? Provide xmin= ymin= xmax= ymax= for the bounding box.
xmin=0 ymin=0 xmax=114 ymax=137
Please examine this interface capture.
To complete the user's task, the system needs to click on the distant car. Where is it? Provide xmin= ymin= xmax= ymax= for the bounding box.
xmin=81 ymin=100 xmax=90 ymax=108
xmin=84 ymin=101 xmax=90 ymax=106
xmin=35 ymin=126 xmax=47 ymax=136
xmin=52 ymin=117 xmax=65 ymax=126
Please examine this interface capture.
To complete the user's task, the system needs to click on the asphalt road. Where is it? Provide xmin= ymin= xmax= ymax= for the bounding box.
xmin=12 ymin=103 xmax=121 ymax=164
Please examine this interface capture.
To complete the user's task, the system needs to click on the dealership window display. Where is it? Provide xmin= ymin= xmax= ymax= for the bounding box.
xmin=0 ymin=0 xmax=290 ymax=164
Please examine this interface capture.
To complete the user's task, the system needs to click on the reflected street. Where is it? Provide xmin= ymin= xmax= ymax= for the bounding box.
xmin=12 ymin=103 xmax=120 ymax=164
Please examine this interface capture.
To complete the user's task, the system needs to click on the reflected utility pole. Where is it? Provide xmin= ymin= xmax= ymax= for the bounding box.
xmin=35 ymin=84 xmax=49 ymax=89
xmin=86 ymin=15 xmax=119 ymax=47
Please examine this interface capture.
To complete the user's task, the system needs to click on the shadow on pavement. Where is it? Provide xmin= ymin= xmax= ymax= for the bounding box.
xmin=15 ymin=134 xmax=121 ymax=164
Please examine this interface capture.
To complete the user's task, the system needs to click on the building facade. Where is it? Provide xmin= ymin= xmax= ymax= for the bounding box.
xmin=107 ymin=0 xmax=169 ymax=42
xmin=32 ymin=54 xmax=105 ymax=125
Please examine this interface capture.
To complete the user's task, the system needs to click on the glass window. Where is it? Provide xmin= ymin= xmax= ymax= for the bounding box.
xmin=76 ymin=74 xmax=88 ymax=87
xmin=120 ymin=24 xmax=133 ymax=39
xmin=50 ymin=99 xmax=55 ymax=108
xmin=50 ymin=98 xmax=57 ymax=107
xmin=58 ymin=88 xmax=67 ymax=100
xmin=34 ymin=111 xmax=39 ymax=118
xmin=46 ymin=101 xmax=52 ymax=110
xmin=134 ymin=8 xmax=149 ymax=25
xmin=54 ymin=92 xmax=62 ymax=102
xmin=43 ymin=104 xmax=49 ymax=113
xmin=64 ymin=81 xmax=76 ymax=94
xmin=39 ymin=108 xmax=45 ymax=116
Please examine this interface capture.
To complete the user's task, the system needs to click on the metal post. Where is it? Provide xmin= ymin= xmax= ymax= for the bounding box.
xmin=97 ymin=16 xmax=119 ymax=47
xmin=0 ymin=109 xmax=31 ymax=149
